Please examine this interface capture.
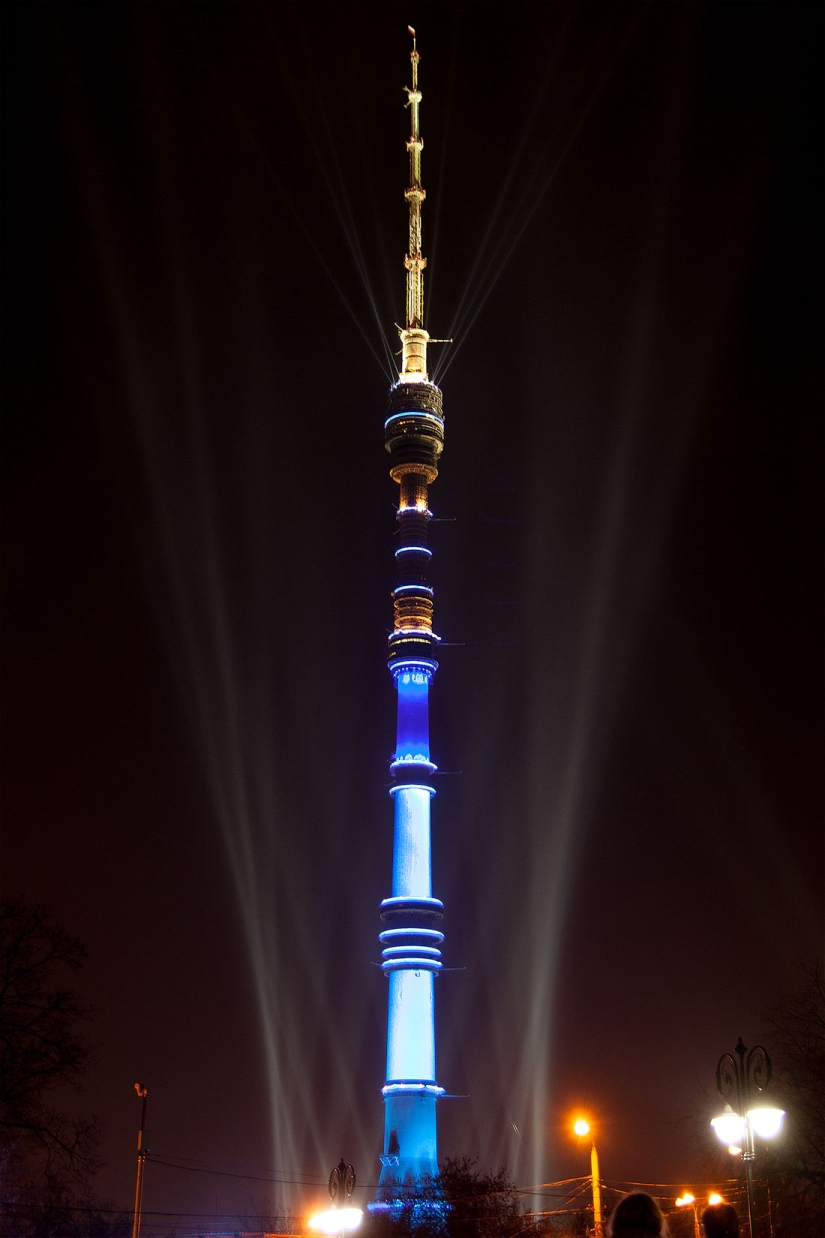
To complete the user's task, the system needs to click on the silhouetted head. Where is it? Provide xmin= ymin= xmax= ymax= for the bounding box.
xmin=701 ymin=1202 xmax=739 ymax=1237
xmin=608 ymin=1191 xmax=669 ymax=1237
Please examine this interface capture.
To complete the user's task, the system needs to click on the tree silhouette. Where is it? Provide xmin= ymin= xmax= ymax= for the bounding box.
xmin=0 ymin=898 xmax=128 ymax=1236
xmin=760 ymin=960 xmax=825 ymax=1235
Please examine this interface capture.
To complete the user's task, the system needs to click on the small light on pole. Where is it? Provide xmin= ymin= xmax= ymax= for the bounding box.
xmin=675 ymin=1193 xmax=701 ymax=1238
xmin=131 ymin=1084 xmax=149 ymax=1238
xmin=572 ymin=1117 xmax=603 ymax=1238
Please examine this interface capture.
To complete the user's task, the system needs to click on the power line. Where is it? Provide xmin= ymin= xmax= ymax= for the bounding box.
xmin=146 ymin=1154 xmax=327 ymax=1188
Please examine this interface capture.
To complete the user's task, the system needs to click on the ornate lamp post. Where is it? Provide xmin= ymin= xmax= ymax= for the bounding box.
xmin=572 ymin=1118 xmax=603 ymax=1238
xmin=309 ymin=1161 xmax=363 ymax=1238
xmin=711 ymin=1039 xmax=785 ymax=1238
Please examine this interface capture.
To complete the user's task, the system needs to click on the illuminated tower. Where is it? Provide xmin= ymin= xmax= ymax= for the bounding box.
xmin=374 ymin=30 xmax=446 ymax=1205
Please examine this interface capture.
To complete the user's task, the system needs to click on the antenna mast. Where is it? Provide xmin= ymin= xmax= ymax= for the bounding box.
xmin=401 ymin=27 xmax=429 ymax=380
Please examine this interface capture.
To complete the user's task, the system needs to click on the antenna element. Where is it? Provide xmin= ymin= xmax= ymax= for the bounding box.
xmin=400 ymin=28 xmax=428 ymax=380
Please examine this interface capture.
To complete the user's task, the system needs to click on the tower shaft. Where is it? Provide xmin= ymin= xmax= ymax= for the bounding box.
xmin=374 ymin=31 xmax=446 ymax=1206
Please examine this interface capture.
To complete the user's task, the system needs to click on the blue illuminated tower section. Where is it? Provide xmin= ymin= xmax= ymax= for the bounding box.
xmin=375 ymin=30 xmax=446 ymax=1204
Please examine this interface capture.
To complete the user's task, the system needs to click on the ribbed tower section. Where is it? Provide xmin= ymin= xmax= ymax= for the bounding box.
xmin=374 ymin=30 xmax=446 ymax=1206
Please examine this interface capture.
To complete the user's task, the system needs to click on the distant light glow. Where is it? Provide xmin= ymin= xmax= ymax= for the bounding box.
xmin=573 ymin=1118 xmax=590 ymax=1138
xmin=394 ymin=545 xmax=432 ymax=557
xmin=393 ymin=585 xmax=434 ymax=596
xmin=748 ymin=1107 xmax=785 ymax=1139
xmin=675 ymin=1195 xmax=695 ymax=1208
xmin=309 ymin=1208 xmax=363 ymax=1234
xmin=728 ymin=1145 xmax=742 ymax=1156
xmin=708 ymin=1194 xmax=724 ymax=1206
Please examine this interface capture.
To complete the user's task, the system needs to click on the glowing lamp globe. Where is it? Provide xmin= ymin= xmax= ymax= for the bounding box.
xmin=708 ymin=1194 xmax=723 ymax=1207
xmin=711 ymin=1104 xmax=746 ymax=1145
xmin=308 ymin=1208 xmax=364 ymax=1234
xmin=675 ymin=1194 xmax=695 ymax=1208
xmin=748 ymin=1107 xmax=786 ymax=1139
xmin=573 ymin=1118 xmax=591 ymax=1138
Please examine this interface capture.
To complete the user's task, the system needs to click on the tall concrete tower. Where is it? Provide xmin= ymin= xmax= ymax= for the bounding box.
xmin=374 ymin=29 xmax=446 ymax=1207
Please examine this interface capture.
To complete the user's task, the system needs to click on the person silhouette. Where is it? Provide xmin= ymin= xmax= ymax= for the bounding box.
xmin=701 ymin=1201 xmax=740 ymax=1237
xmin=608 ymin=1191 xmax=669 ymax=1237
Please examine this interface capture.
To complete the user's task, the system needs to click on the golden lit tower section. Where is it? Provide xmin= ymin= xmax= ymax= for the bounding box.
xmin=373 ymin=30 xmax=446 ymax=1208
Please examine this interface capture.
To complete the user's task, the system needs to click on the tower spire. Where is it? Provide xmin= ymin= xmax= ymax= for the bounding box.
xmin=400 ymin=26 xmax=429 ymax=381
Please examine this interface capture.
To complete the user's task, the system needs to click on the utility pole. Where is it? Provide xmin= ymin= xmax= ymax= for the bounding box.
xmin=573 ymin=1118 xmax=603 ymax=1238
xmin=590 ymin=1140 xmax=603 ymax=1238
xmin=131 ymin=1084 xmax=149 ymax=1238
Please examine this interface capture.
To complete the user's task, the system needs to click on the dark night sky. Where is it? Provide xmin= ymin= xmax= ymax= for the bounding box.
xmin=2 ymin=1 xmax=822 ymax=1231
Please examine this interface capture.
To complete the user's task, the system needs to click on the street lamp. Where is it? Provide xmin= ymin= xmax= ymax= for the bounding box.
xmin=131 ymin=1084 xmax=149 ymax=1238
xmin=675 ymin=1192 xmax=723 ymax=1238
xmin=572 ymin=1118 xmax=603 ymax=1238
xmin=309 ymin=1160 xmax=363 ymax=1238
xmin=711 ymin=1039 xmax=785 ymax=1238
xmin=676 ymin=1192 xmax=701 ymax=1238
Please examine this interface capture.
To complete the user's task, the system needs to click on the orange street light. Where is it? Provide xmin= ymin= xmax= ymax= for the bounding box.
xmin=676 ymin=1193 xmax=700 ymax=1238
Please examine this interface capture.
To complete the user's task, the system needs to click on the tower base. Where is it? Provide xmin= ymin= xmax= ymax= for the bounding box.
xmin=374 ymin=1091 xmax=439 ymax=1201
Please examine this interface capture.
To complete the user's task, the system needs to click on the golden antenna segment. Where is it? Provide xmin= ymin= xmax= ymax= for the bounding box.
xmin=400 ymin=28 xmax=429 ymax=381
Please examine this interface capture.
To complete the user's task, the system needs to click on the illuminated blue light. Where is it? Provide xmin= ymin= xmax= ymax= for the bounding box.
xmin=390 ymin=760 xmax=437 ymax=780
xmin=379 ymin=928 xmax=444 ymax=943
xmin=384 ymin=411 xmax=443 ymax=430
xmin=399 ymin=670 xmax=429 ymax=685
xmin=394 ymin=545 xmax=432 ymax=557
xmin=395 ymin=672 xmax=430 ymax=761
xmin=381 ymin=945 xmax=442 ymax=959
xmin=391 ymin=786 xmax=433 ymax=896
xmin=391 ymin=660 xmax=437 ymax=682
xmin=381 ymin=1083 xmax=446 ymax=1096
xmin=382 ymin=959 xmax=442 ymax=971
xmin=392 ymin=585 xmax=434 ymax=596
xmin=386 ymin=969 xmax=436 ymax=1081
xmin=380 ymin=896 xmax=444 ymax=917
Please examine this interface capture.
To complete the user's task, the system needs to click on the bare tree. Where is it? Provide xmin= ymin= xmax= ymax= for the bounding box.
xmin=366 ymin=1157 xmax=524 ymax=1238
xmin=0 ymin=897 xmax=101 ymax=1179
xmin=0 ymin=899 xmax=132 ymax=1235
xmin=759 ymin=959 xmax=825 ymax=1235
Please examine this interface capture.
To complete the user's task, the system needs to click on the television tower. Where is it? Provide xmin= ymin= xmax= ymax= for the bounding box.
xmin=374 ymin=29 xmax=446 ymax=1205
